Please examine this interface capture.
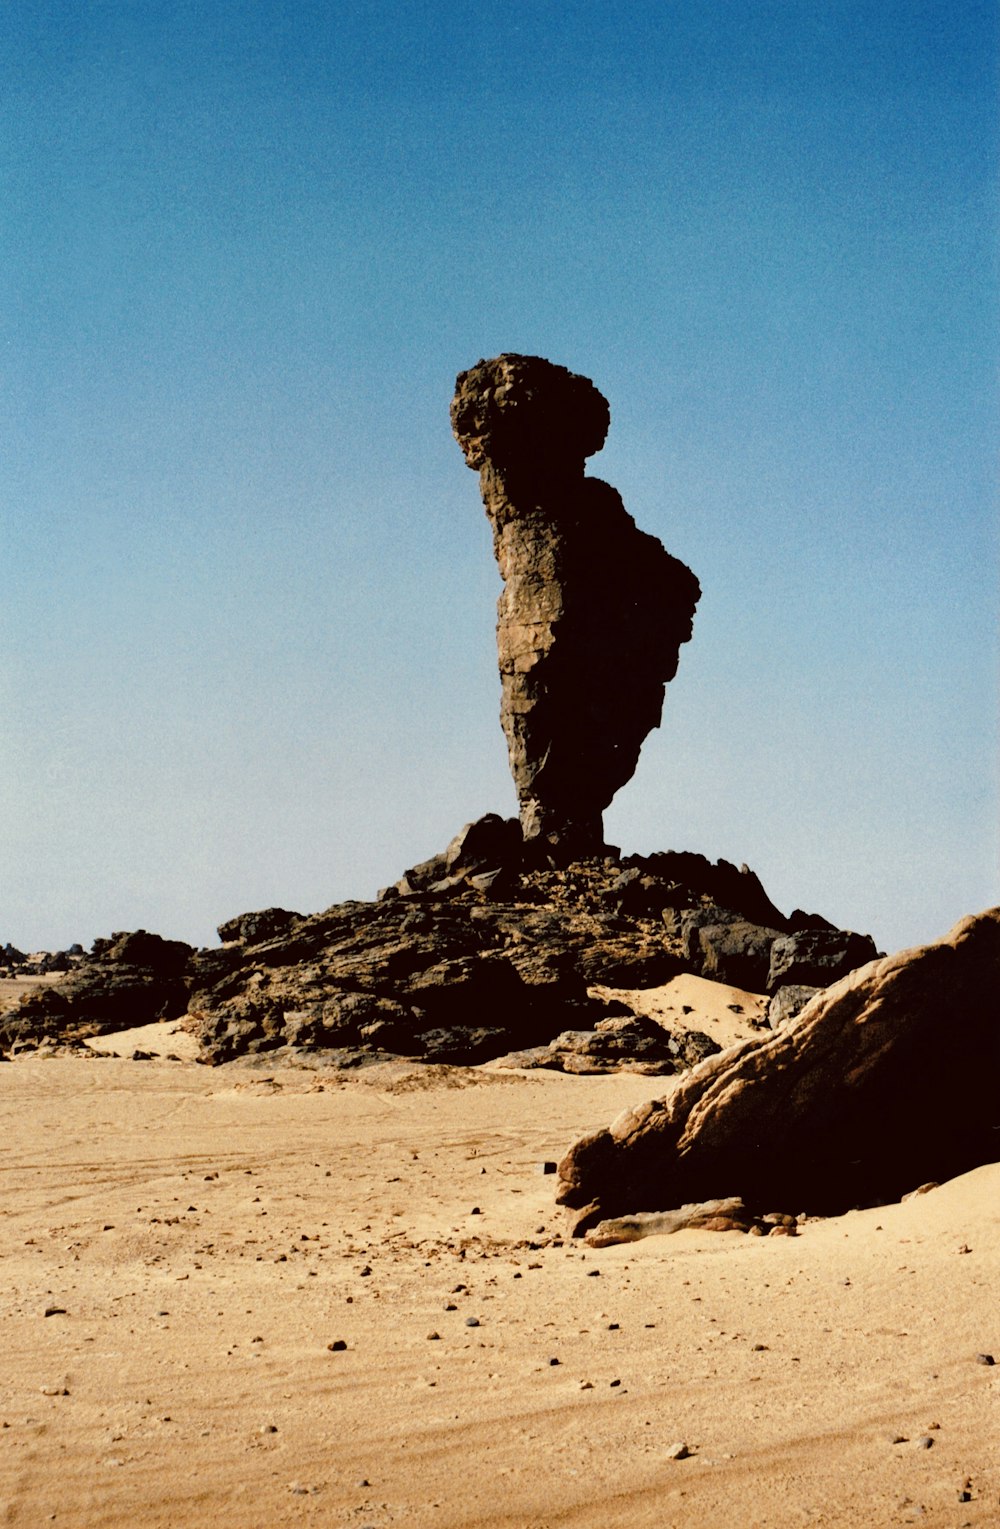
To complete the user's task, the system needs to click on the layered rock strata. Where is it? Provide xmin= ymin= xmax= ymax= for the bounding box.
xmin=556 ymin=907 xmax=1000 ymax=1231
xmin=451 ymin=354 xmax=701 ymax=861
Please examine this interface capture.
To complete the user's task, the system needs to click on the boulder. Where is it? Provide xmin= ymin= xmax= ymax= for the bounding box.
xmin=385 ymin=814 xmax=522 ymax=897
xmin=584 ymin=1198 xmax=786 ymax=1245
xmin=766 ymin=984 xmax=820 ymax=1028
xmin=694 ymin=919 xmax=782 ymax=991
xmin=217 ymin=908 xmax=303 ymax=946
xmin=556 ymin=908 xmax=1000 ymax=1231
xmin=766 ymin=928 xmax=879 ymax=991
xmin=91 ymin=930 xmax=193 ymax=973
xmin=491 ymin=1013 xmax=681 ymax=1075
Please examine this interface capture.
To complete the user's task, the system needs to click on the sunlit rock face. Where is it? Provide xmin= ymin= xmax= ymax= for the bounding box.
xmin=451 ymin=353 xmax=701 ymax=862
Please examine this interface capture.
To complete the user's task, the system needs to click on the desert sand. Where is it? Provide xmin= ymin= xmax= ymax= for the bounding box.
xmin=2 ymin=984 xmax=997 ymax=1528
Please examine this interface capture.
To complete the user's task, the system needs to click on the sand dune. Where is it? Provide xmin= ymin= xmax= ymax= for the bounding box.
xmin=1 ymin=1044 xmax=997 ymax=1528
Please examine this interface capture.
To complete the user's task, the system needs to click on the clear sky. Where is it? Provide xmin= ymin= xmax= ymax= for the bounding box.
xmin=4 ymin=1 xmax=998 ymax=957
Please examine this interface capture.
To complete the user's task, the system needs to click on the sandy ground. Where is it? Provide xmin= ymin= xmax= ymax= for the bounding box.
xmin=1 ymin=993 xmax=998 ymax=1527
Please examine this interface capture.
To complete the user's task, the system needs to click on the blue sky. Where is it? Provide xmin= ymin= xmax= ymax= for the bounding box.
xmin=3 ymin=1 xmax=997 ymax=956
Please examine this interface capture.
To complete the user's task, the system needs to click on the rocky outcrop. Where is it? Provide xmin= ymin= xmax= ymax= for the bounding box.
xmin=451 ymin=354 xmax=701 ymax=861
xmin=0 ymin=930 xmax=192 ymax=1053
xmin=1 ymin=830 xmax=880 ymax=1071
xmin=184 ymin=839 xmax=877 ymax=1066
xmin=556 ymin=908 xmax=1000 ymax=1232
xmin=489 ymin=1014 xmax=721 ymax=1077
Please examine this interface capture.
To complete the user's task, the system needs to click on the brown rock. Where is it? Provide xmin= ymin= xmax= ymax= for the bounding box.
xmin=451 ymin=354 xmax=700 ymax=860
xmin=557 ymin=908 xmax=1000 ymax=1231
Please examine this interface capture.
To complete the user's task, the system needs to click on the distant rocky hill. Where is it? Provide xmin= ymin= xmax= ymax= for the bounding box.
xmin=1 ymin=816 xmax=879 ymax=1071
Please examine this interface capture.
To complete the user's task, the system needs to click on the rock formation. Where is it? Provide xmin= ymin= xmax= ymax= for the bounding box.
xmin=0 ymin=836 xmax=878 ymax=1069
xmin=451 ymin=354 xmax=701 ymax=861
xmin=0 ymin=930 xmax=192 ymax=1055
xmin=556 ymin=907 xmax=1000 ymax=1232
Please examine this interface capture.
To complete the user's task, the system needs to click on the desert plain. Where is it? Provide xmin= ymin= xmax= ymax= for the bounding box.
xmin=1 ymin=974 xmax=997 ymax=1529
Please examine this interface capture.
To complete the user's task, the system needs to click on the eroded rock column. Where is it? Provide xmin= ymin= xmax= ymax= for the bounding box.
xmin=451 ymin=353 xmax=700 ymax=861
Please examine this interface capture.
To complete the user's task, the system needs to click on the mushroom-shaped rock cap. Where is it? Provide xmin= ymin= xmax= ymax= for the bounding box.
xmin=451 ymin=354 xmax=610 ymax=472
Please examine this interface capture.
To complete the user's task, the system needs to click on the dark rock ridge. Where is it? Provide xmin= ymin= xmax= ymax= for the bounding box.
xmin=556 ymin=907 xmax=1000 ymax=1232
xmin=1 ymin=822 xmax=879 ymax=1069
xmin=0 ymin=931 xmax=192 ymax=1054
xmin=451 ymin=355 xmax=701 ymax=862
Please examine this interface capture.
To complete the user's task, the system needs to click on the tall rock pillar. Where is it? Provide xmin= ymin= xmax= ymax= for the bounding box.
xmin=451 ymin=353 xmax=700 ymax=862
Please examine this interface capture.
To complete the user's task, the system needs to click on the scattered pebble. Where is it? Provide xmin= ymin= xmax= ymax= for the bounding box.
xmin=444 ymin=1302 xmax=457 ymax=1311
xmin=548 ymin=1357 xmax=560 ymax=1366
xmin=579 ymin=1381 xmax=593 ymax=1390
xmin=586 ymin=1269 xmax=600 ymax=1277
xmin=538 ymin=1162 xmax=557 ymax=1175
xmin=427 ymin=1332 xmax=441 ymax=1341
xmin=665 ymin=1441 xmax=690 ymax=1460
xmin=39 ymin=1387 xmax=69 ymax=1397
xmin=470 ymin=1207 xmax=482 ymax=1216
xmin=327 ymin=1340 xmax=347 ymax=1352
xmin=465 ymin=1317 xmax=480 ymax=1328
xmin=607 ymin=1322 xmax=619 ymax=1331
xmin=43 ymin=1307 xmax=67 ymax=1318
xmin=975 ymin=1353 xmax=995 ymax=1366
xmin=917 ymin=1436 xmax=935 ymax=1450
xmin=259 ymin=1424 xmax=278 ymax=1435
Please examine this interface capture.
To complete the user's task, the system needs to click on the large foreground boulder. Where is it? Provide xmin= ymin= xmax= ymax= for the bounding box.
xmin=556 ymin=908 xmax=1000 ymax=1231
